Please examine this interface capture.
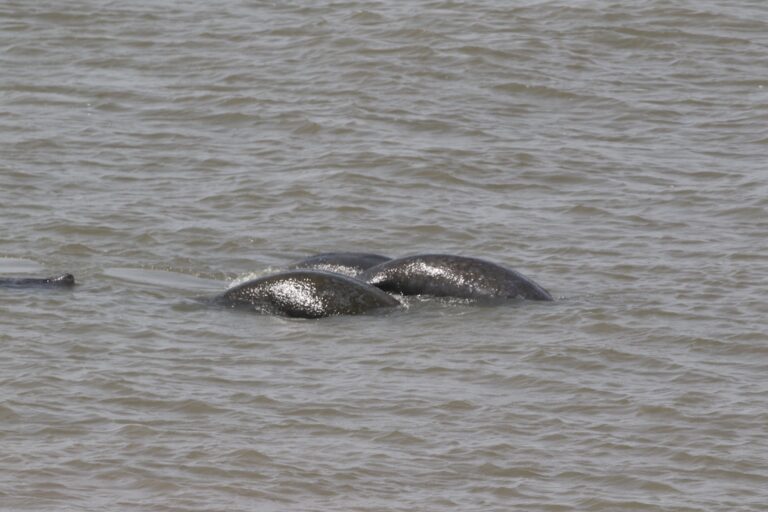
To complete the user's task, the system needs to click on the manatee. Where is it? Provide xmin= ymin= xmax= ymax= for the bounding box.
xmin=287 ymin=252 xmax=391 ymax=277
xmin=212 ymin=270 xmax=400 ymax=318
xmin=358 ymin=254 xmax=552 ymax=301
xmin=0 ymin=273 xmax=76 ymax=288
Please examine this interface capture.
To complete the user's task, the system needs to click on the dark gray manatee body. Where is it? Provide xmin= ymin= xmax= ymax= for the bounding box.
xmin=288 ymin=252 xmax=391 ymax=277
xmin=358 ymin=254 xmax=552 ymax=301
xmin=0 ymin=273 xmax=75 ymax=288
xmin=213 ymin=270 xmax=401 ymax=318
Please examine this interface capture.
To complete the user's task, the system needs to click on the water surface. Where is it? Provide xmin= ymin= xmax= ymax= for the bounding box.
xmin=2 ymin=1 xmax=767 ymax=510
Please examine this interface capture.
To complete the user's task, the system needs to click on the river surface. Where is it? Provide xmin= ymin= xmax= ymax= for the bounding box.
xmin=2 ymin=1 xmax=767 ymax=510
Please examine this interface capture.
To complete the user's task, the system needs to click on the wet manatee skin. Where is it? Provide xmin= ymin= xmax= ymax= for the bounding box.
xmin=214 ymin=270 xmax=401 ymax=318
xmin=358 ymin=254 xmax=552 ymax=301
xmin=287 ymin=252 xmax=391 ymax=277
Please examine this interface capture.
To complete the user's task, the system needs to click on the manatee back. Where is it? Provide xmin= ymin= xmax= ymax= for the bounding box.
xmin=216 ymin=270 xmax=400 ymax=318
xmin=287 ymin=252 xmax=391 ymax=277
xmin=360 ymin=254 xmax=552 ymax=301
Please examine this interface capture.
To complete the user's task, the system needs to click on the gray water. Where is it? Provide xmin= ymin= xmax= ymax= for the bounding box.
xmin=2 ymin=1 xmax=767 ymax=510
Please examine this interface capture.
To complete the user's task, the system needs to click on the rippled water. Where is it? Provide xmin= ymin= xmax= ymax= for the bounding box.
xmin=2 ymin=1 xmax=767 ymax=510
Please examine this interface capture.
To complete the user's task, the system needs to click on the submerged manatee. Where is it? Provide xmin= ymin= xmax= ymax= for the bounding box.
xmin=287 ymin=252 xmax=391 ymax=277
xmin=0 ymin=273 xmax=75 ymax=288
xmin=213 ymin=270 xmax=400 ymax=318
xmin=358 ymin=254 xmax=552 ymax=301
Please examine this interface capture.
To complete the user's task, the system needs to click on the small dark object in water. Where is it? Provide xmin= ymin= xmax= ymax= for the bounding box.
xmin=0 ymin=273 xmax=76 ymax=288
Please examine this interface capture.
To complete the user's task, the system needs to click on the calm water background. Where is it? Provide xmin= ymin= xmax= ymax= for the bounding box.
xmin=2 ymin=1 xmax=767 ymax=510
